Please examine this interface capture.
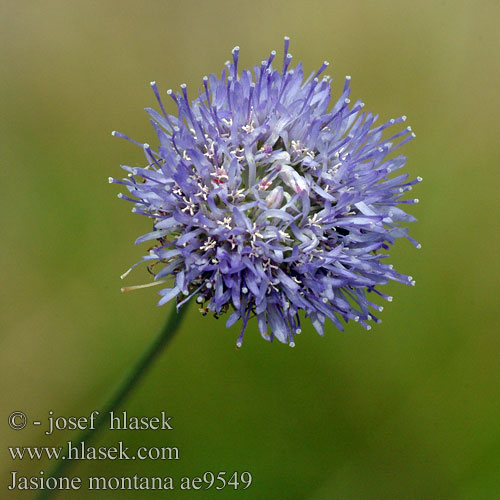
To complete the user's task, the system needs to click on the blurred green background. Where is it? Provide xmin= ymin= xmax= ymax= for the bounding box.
xmin=1 ymin=1 xmax=499 ymax=498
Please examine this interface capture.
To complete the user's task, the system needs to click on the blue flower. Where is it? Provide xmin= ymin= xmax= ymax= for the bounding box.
xmin=111 ymin=38 xmax=420 ymax=347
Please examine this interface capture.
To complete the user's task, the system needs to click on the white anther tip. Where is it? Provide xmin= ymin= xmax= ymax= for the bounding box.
xmin=284 ymin=36 xmax=290 ymax=41
xmin=232 ymin=46 xmax=240 ymax=52
xmin=417 ymin=176 xmax=423 ymax=182
xmin=387 ymin=296 xmax=393 ymax=302
xmin=402 ymin=115 xmax=407 ymax=121
xmin=143 ymin=143 xmax=149 ymax=149
xmin=150 ymin=81 xmax=156 ymax=86
xmin=296 ymin=328 xmax=302 ymax=334
xmin=120 ymin=268 xmax=132 ymax=280
xmin=236 ymin=341 xmax=242 ymax=349
xmin=344 ymin=98 xmax=350 ymax=104
xmin=108 ymin=177 xmax=114 ymax=183
xmin=346 ymin=75 xmax=351 ymax=80
xmin=414 ymin=198 xmax=419 ymax=203
xmin=289 ymin=342 xmax=295 ymax=348
xmin=117 ymin=193 xmax=123 ymax=198
xmin=366 ymin=325 xmax=372 ymax=330
xmin=111 ymin=131 xmax=117 ymax=136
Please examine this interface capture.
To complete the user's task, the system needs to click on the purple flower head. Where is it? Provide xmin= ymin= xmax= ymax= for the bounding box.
xmin=111 ymin=38 xmax=420 ymax=348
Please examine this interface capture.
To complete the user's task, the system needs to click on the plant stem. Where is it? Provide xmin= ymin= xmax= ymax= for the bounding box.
xmin=36 ymin=303 xmax=189 ymax=500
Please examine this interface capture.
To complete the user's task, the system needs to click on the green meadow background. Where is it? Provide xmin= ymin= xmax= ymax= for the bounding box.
xmin=1 ymin=1 xmax=499 ymax=498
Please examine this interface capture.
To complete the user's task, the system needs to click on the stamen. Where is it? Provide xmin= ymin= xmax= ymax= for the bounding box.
xmin=121 ymin=280 xmax=167 ymax=293
xmin=149 ymin=81 xmax=169 ymax=119
xmin=232 ymin=46 xmax=240 ymax=78
xmin=314 ymin=61 xmax=329 ymax=79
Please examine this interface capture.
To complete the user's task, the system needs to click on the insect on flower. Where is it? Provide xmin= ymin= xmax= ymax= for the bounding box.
xmin=111 ymin=38 xmax=421 ymax=348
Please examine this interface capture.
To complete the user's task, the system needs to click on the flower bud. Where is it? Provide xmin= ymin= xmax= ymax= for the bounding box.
xmin=271 ymin=151 xmax=291 ymax=165
xmin=265 ymin=186 xmax=284 ymax=208
xmin=278 ymin=165 xmax=310 ymax=195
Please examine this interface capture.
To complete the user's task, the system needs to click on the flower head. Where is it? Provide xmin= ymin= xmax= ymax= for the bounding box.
xmin=111 ymin=38 xmax=420 ymax=347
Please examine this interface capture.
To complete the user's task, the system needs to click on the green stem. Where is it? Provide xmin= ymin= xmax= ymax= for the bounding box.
xmin=36 ymin=303 xmax=189 ymax=500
